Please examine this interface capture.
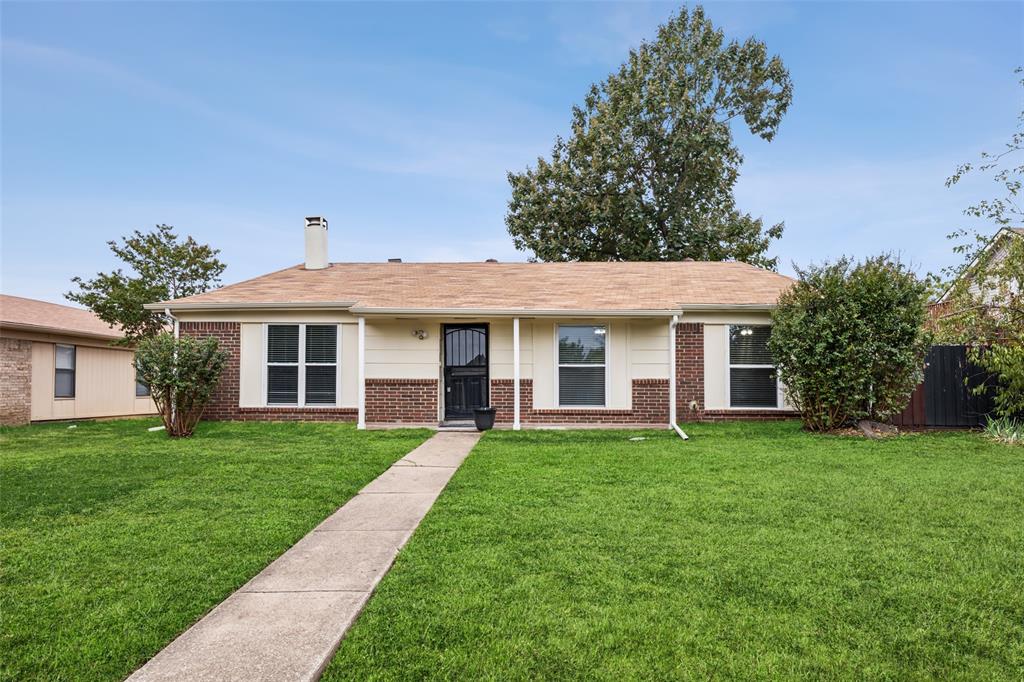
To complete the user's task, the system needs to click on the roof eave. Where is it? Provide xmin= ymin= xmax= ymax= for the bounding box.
xmin=678 ymin=303 xmax=778 ymax=312
xmin=144 ymin=301 xmax=358 ymax=312
xmin=348 ymin=306 xmax=684 ymax=318
xmin=0 ymin=321 xmax=123 ymax=341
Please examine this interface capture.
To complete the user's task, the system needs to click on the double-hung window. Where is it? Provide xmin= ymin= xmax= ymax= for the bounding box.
xmin=558 ymin=325 xmax=606 ymax=407
xmin=266 ymin=324 xmax=338 ymax=406
xmin=55 ymin=344 xmax=76 ymax=398
xmin=728 ymin=325 xmax=777 ymax=408
xmin=135 ymin=355 xmax=151 ymax=397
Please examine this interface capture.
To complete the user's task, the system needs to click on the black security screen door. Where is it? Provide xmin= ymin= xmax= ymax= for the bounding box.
xmin=444 ymin=324 xmax=488 ymax=420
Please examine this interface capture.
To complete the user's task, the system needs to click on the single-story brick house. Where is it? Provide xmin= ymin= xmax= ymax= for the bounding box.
xmin=147 ymin=217 xmax=798 ymax=429
xmin=0 ymin=295 xmax=156 ymax=426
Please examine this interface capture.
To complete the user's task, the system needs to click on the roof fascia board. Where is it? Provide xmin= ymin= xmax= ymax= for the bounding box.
xmin=144 ymin=301 xmax=358 ymax=312
xmin=0 ymin=321 xmax=123 ymax=342
xmin=677 ymin=303 xmax=777 ymax=311
xmin=348 ymin=307 xmax=683 ymax=318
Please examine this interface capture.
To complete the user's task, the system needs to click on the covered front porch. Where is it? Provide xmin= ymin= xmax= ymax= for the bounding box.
xmin=351 ymin=311 xmax=691 ymax=432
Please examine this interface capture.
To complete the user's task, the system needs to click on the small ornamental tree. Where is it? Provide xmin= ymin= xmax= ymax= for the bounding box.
xmin=769 ymin=256 xmax=932 ymax=431
xmin=135 ymin=333 xmax=227 ymax=437
xmin=67 ymin=224 xmax=226 ymax=344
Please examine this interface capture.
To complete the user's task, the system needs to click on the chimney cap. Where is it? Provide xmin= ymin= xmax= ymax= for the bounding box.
xmin=305 ymin=216 xmax=328 ymax=228
xmin=388 ymin=258 xmax=402 ymax=263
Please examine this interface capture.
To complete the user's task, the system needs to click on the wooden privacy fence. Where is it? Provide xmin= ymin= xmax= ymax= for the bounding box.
xmin=891 ymin=345 xmax=995 ymax=428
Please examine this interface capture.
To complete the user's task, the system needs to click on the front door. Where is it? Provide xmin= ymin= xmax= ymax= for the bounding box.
xmin=443 ymin=324 xmax=488 ymax=420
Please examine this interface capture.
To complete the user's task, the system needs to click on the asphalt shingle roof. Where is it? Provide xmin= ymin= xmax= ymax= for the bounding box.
xmin=157 ymin=261 xmax=795 ymax=312
xmin=0 ymin=295 xmax=122 ymax=339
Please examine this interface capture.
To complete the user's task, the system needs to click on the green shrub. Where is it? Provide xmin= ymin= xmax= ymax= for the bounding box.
xmin=134 ymin=333 xmax=227 ymax=437
xmin=974 ymin=343 xmax=1024 ymax=419
xmin=769 ymin=256 xmax=932 ymax=431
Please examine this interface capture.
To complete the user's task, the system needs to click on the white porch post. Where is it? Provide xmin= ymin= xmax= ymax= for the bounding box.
xmin=513 ymin=317 xmax=521 ymax=431
xmin=357 ymin=316 xmax=366 ymax=430
xmin=668 ymin=315 xmax=677 ymax=429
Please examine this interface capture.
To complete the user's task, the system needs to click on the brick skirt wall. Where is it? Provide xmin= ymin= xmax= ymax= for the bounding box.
xmin=365 ymin=378 xmax=438 ymax=424
xmin=1 ymin=337 xmax=32 ymax=426
xmin=491 ymin=378 xmax=669 ymax=426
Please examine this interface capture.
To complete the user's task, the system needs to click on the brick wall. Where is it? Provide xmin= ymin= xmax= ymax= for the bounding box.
xmin=180 ymin=321 xmax=358 ymax=422
xmin=675 ymin=322 xmax=705 ymax=422
xmin=365 ymin=378 xmax=437 ymax=423
xmin=1 ymin=337 xmax=32 ymax=426
xmin=491 ymin=378 xmax=669 ymax=426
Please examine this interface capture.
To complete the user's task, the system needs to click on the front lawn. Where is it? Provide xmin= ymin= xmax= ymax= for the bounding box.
xmin=325 ymin=422 xmax=1024 ymax=680
xmin=0 ymin=419 xmax=429 ymax=682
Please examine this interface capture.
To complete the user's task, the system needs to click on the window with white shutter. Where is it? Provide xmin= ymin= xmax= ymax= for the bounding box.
xmin=728 ymin=325 xmax=778 ymax=408
xmin=266 ymin=324 xmax=338 ymax=406
xmin=558 ymin=325 xmax=606 ymax=407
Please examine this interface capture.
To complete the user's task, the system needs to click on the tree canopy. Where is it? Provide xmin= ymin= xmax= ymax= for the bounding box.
xmin=67 ymin=224 xmax=225 ymax=343
xmin=506 ymin=6 xmax=792 ymax=268
xmin=938 ymin=71 xmax=1024 ymax=419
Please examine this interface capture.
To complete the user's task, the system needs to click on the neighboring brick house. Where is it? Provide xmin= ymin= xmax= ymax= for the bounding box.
xmin=0 ymin=295 xmax=156 ymax=426
xmin=148 ymin=217 xmax=798 ymax=429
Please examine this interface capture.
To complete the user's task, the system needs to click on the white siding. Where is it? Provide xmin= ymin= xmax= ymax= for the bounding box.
xmin=630 ymin=319 xmax=669 ymax=379
xmin=365 ymin=320 xmax=440 ymax=380
xmin=490 ymin=320 xmax=534 ymax=380
xmin=238 ymin=324 xmax=264 ymax=407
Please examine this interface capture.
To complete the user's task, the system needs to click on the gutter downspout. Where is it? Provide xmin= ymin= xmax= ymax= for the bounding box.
xmin=357 ymin=317 xmax=366 ymax=430
xmin=669 ymin=314 xmax=689 ymax=441
xmin=165 ymin=307 xmax=180 ymax=428
xmin=513 ymin=317 xmax=521 ymax=430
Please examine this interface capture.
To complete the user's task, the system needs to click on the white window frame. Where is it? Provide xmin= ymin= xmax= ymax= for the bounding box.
xmin=262 ymin=323 xmax=341 ymax=407
xmin=726 ymin=324 xmax=782 ymax=409
xmin=555 ymin=323 xmax=609 ymax=408
xmin=54 ymin=344 xmax=76 ymax=399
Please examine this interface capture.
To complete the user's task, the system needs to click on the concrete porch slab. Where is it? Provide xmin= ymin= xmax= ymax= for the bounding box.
xmin=126 ymin=591 xmax=367 ymax=682
xmin=243 ymin=529 xmax=409 ymax=593
xmin=316 ymin=493 xmax=439 ymax=532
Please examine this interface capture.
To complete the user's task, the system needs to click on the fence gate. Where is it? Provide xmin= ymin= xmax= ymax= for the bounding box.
xmin=891 ymin=345 xmax=995 ymax=428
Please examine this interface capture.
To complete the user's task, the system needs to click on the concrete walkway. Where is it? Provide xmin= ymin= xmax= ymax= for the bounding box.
xmin=128 ymin=431 xmax=481 ymax=682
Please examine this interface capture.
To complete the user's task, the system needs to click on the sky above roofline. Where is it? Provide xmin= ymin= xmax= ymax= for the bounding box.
xmin=2 ymin=1 xmax=1021 ymax=305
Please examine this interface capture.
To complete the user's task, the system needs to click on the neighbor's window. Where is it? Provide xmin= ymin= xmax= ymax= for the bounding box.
xmin=728 ymin=325 xmax=777 ymax=408
xmin=135 ymin=359 xmax=150 ymax=397
xmin=55 ymin=344 xmax=76 ymax=398
xmin=558 ymin=325 xmax=606 ymax=407
xmin=266 ymin=324 xmax=337 ymax=406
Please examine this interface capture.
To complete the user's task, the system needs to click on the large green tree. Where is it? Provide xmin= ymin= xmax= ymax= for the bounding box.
xmin=67 ymin=224 xmax=225 ymax=343
xmin=506 ymin=6 xmax=792 ymax=267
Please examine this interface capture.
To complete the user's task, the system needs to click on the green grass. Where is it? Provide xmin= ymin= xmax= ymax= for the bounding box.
xmin=0 ymin=418 xmax=429 ymax=682
xmin=325 ymin=422 xmax=1024 ymax=681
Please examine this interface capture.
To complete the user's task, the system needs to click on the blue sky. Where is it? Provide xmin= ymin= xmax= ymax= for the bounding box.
xmin=2 ymin=1 xmax=1021 ymax=303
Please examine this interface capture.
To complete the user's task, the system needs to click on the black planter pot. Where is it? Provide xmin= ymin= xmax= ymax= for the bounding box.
xmin=473 ymin=407 xmax=497 ymax=431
